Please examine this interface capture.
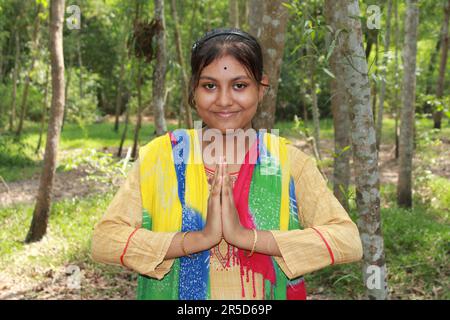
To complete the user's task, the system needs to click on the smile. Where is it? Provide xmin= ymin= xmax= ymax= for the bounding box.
xmin=213 ymin=111 xmax=240 ymax=118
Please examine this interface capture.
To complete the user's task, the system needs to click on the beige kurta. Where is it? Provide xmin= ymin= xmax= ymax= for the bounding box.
xmin=91 ymin=144 xmax=363 ymax=299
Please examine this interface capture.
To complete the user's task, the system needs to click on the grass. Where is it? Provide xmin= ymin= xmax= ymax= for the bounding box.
xmin=0 ymin=120 xmax=179 ymax=182
xmin=0 ymin=191 xmax=137 ymax=299
xmin=305 ymin=202 xmax=449 ymax=300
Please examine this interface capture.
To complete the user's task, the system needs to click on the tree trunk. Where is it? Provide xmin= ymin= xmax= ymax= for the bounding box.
xmin=62 ymin=63 xmax=72 ymax=132
xmin=77 ymin=31 xmax=83 ymax=99
xmin=397 ymin=0 xmax=419 ymax=208
xmin=170 ymin=0 xmax=193 ymax=128
xmin=9 ymin=31 xmax=20 ymax=132
xmin=131 ymin=60 xmax=143 ymax=160
xmin=371 ymin=38 xmax=378 ymax=124
xmin=152 ymin=0 xmax=168 ymax=136
xmin=394 ymin=0 xmax=400 ymax=159
xmin=422 ymin=23 xmax=442 ymax=115
xmin=330 ymin=77 xmax=351 ymax=211
xmin=25 ymin=0 xmax=66 ymax=243
xmin=229 ymin=0 xmax=239 ymax=28
xmin=307 ymin=45 xmax=322 ymax=159
xmin=187 ymin=0 xmax=199 ymax=55
xmin=376 ymin=0 xmax=393 ymax=150
xmin=114 ymin=38 xmax=127 ymax=132
xmin=250 ymin=0 xmax=289 ymax=130
xmin=433 ymin=0 xmax=450 ymax=129
xmin=249 ymin=0 xmax=263 ymax=39
xmin=16 ymin=3 xmax=42 ymax=138
xmin=36 ymin=66 xmax=50 ymax=154
xmin=118 ymin=95 xmax=130 ymax=158
xmin=325 ymin=0 xmax=388 ymax=300
xmin=240 ymin=0 xmax=249 ymax=30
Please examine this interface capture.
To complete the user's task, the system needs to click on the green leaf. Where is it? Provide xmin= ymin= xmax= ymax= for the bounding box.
xmin=322 ymin=67 xmax=336 ymax=79
xmin=326 ymin=39 xmax=336 ymax=61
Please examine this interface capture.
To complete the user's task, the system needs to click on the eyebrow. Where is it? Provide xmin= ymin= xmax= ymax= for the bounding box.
xmin=199 ymin=75 xmax=250 ymax=81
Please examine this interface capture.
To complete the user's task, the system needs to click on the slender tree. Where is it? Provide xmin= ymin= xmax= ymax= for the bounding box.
xmin=9 ymin=31 xmax=20 ymax=132
xmin=250 ymin=0 xmax=289 ymax=130
xmin=433 ymin=0 xmax=450 ymax=129
xmin=169 ymin=0 xmax=193 ymax=128
xmin=36 ymin=66 xmax=50 ymax=154
xmin=393 ymin=0 xmax=400 ymax=159
xmin=16 ymin=3 xmax=43 ymax=138
xmin=114 ymin=37 xmax=127 ymax=132
xmin=152 ymin=0 xmax=168 ymax=136
xmin=307 ymin=43 xmax=322 ymax=160
xmin=397 ymin=0 xmax=420 ymax=208
xmin=330 ymin=77 xmax=351 ymax=211
xmin=325 ymin=0 xmax=388 ymax=300
xmin=229 ymin=0 xmax=239 ymax=28
xmin=131 ymin=60 xmax=143 ymax=160
xmin=376 ymin=0 xmax=393 ymax=150
xmin=77 ymin=30 xmax=83 ymax=99
xmin=25 ymin=0 xmax=66 ymax=243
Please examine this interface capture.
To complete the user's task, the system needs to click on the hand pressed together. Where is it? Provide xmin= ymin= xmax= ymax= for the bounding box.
xmin=202 ymin=157 xmax=247 ymax=248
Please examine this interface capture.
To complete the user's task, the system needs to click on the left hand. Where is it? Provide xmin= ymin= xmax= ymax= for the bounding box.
xmin=220 ymin=160 xmax=246 ymax=246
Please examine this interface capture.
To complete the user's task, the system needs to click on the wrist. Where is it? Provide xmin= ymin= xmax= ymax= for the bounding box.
xmin=232 ymin=226 xmax=252 ymax=249
xmin=199 ymin=230 xmax=221 ymax=249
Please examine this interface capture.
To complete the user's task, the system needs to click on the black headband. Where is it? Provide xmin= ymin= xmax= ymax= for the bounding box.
xmin=191 ymin=31 xmax=254 ymax=52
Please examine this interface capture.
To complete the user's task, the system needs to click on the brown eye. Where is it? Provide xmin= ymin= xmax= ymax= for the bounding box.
xmin=203 ymin=83 xmax=216 ymax=90
xmin=234 ymin=83 xmax=248 ymax=90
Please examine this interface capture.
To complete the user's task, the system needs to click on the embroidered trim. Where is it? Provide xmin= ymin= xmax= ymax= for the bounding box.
xmin=120 ymin=227 xmax=141 ymax=267
xmin=311 ymin=227 xmax=335 ymax=265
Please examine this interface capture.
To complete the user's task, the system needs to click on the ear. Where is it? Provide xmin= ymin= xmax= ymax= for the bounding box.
xmin=258 ymin=74 xmax=269 ymax=102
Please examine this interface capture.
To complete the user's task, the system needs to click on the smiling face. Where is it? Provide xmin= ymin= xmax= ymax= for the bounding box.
xmin=193 ymin=55 xmax=268 ymax=133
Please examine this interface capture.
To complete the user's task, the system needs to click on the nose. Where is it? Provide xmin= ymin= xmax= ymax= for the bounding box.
xmin=216 ymin=87 xmax=233 ymax=108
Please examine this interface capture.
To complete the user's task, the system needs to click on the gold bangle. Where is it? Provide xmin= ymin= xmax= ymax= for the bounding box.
xmin=247 ymin=228 xmax=258 ymax=257
xmin=181 ymin=231 xmax=193 ymax=258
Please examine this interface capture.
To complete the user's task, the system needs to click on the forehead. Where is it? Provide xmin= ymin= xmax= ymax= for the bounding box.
xmin=200 ymin=55 xmax=250 ymax=77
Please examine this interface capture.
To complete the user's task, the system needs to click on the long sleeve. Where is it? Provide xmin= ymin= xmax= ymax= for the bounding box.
xmin=90 ymin=160 xmax=178 ymax=280
xmin=269 ymin=145 xmax=363 ymax=279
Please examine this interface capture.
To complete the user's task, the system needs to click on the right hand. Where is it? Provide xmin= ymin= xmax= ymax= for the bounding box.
xmin=201 ymin=158 xmax=223 ymax=247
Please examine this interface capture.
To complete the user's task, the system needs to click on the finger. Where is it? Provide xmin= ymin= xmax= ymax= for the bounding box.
xmin=212 ymin=173 xmax=221 ymax=197
xmin=218 ymin=157 xmax=224 ymax=202
xmin=221 ymin=162 xmax=230 ymax=202
xmin=211 ymin=160 xmax=221 ymax=197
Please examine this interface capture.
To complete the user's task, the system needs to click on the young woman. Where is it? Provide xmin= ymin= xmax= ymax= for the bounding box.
xmin=91 ymin=28 xmax=363 ymax=300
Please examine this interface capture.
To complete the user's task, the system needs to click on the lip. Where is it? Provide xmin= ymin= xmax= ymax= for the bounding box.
xmin=213 ymin=111 xmax=240 ymax=118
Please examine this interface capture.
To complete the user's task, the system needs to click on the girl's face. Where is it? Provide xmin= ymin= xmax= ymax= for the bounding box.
xmin=194 ymin=55 xmax=268 ymax=133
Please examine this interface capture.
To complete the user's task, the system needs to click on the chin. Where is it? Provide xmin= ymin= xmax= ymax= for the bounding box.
xmin=207 ymin=122 xmax=247 ymax=133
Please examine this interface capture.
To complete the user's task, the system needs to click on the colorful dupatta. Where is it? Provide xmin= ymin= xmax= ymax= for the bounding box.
xmin=136 ymin=128 xmax=306 ymax=300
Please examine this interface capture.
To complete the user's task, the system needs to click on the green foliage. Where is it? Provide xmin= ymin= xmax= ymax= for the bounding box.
xmin=417 ymin=93 xmax=450 ymax=116
xmin=64 ymin=70 xmax=101 ymax=124
xmin=60 ymin=147 xmax=132 ymax=186
xmin=0 ymin=133 xmax=35 ymax=167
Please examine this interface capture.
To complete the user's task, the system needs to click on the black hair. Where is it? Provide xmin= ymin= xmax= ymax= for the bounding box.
xmin=188 ymin=27 xmax=269 ymax=109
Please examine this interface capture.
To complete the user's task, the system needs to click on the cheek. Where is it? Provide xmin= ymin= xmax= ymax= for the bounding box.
xmin=234 ymin=91 xmax=259 ymax=110
xmin=194 ymin=89 xmax=215 ymax=109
